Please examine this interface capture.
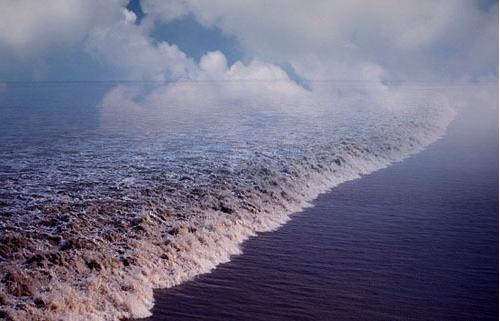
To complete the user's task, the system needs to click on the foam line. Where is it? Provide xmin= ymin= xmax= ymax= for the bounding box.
xmin=0 ymin=98 xmax=454 ymax=321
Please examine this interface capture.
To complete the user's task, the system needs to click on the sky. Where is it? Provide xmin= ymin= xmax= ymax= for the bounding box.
xmin=0 ymin=0 xmax=497 ymax=83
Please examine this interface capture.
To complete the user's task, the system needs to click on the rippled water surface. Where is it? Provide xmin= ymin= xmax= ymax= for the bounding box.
xmin=144 ymin=105 xmax=498 ymax=321
xmin=0 ymin=83 xmax=460 ymax=320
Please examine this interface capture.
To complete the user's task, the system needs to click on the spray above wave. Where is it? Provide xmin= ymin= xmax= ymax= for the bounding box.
xmin=0 ymin=83 xmax=454 ymax=321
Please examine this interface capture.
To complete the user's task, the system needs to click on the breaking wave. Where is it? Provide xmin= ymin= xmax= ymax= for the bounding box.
xmin=0 ymin=85 xmax=454 ymax=321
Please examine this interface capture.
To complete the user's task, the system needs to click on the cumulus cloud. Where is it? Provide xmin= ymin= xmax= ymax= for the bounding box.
xmin=143 ymin=0 xmax=498 ymax=82
xmin=0 ymin=0 xmax=126 ymax=79
xmin=100 ymin=50 xmax=315 ymax=120
xmin=99 ymin=48 xmax=446 ymax=131
xmin=0 ymin=0 xmax=496 ymax=87
xmin=0 ymin=0 xmax=194 ymax=80
xmin=0 ymin=0 xmax=124 ymax=56
xmin=0 ymin=1 xmax=192 ymax=80
xmin=97 ymin=0 xmax=497 ymax=125
xmin=85 ymin=8 xmax=197 ymax=80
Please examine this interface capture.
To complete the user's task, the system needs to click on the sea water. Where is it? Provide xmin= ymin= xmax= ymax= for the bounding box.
xmin=0 ymin=82 xmax=457 ymax=320
xmin=143 ymin=98 xmax=498 ymax=321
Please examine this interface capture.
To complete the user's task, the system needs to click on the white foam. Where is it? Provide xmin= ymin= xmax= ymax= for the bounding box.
xmin=0 ymin=96 xmax=455 ymax=321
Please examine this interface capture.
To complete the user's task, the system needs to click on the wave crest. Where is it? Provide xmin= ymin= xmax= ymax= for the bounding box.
xmin=0 ymin=88 xmax=454 ymax=321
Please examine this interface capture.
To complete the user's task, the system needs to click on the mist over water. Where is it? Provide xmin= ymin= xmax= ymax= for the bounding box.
xmin=1 ymin=82 xmax=456 ymax=320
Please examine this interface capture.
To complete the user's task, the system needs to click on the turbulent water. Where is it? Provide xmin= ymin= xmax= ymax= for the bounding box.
xmin=0 ymin=83 xmax=454 ymax=321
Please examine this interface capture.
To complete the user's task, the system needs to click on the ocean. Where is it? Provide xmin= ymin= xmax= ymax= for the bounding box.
xmin=142 ymin=99 xmax=498 ymax=321
xmin=0 ymin=82 xmax=494 ymax=321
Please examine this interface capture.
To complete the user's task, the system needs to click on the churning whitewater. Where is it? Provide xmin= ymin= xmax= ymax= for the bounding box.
xmin=0 ymin=84 xmax=454 ymax=321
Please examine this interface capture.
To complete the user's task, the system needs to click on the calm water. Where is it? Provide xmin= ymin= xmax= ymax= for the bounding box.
xmin=143 ymin=107 xmax=498 ymax=320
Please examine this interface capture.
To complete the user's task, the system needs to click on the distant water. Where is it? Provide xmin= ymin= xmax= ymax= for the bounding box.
xmin=0 ymin=82 xmax=463 ymax=320
xmin=143 ymin=106 xmax=498 ymax=320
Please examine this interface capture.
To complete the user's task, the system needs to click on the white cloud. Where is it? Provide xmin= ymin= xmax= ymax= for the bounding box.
xmin=85 ymin=8 xmax=197 ymax=80
xmin=141 ymin=0 xmax=189 ymax=25
xmin=144 ymin=0 xmax=498 ymax=81
xmin=122 ymin=7 xmax=137 ymax=24
xmin=0 ymin=0 xmax=496 ymax=84
xmin=0 ymin=0 xmax=124 ymax=57
xmin=98 ymin=50 xmax=319 ymax=128
xmin=99 ymin=48 xmax=449 ymax=128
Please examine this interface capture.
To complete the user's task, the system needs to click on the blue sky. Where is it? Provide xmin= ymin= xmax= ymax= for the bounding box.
xmin=127 ymin=0 xmax=243 ymax=64
xmin=0 ymin=0 xmax=497 ymax=82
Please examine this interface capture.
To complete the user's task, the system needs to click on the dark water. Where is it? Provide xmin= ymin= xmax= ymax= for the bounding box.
xmin=144 ymin=107 xmax=498 ymax=321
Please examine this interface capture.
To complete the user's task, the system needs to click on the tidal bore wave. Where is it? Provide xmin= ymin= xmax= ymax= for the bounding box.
xmin=0 ymin=86 xmax=454 ymax=320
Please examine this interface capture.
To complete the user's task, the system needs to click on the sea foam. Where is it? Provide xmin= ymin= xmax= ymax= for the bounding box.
xmin=0 ymin=87 xmax=454 ymax=321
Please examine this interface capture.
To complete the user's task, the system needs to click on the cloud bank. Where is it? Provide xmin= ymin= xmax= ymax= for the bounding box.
xmin=0 ymin=0 xmax=497 ymax=82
